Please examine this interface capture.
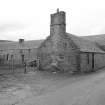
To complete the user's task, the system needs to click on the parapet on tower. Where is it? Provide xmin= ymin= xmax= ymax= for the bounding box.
xmin=50 ymin=9 xmax=66 ymax=36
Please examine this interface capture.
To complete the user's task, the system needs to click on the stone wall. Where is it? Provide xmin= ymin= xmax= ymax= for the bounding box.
xmin=80 ymin=53 xmax=92 ymax=72
xmin=80 ymin=52 xmax=105 ymax=72
xmin=0 ymin=48 xmax=37 ymax=66
xmin=94 ymin=53 xmax=105 ymax=70
xmin=37 ymin=33 xmax=80 ymax=72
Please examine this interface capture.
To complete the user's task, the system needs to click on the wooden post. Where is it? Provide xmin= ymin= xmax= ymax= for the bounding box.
xmin=37 ymin=57 xmax=40 ymax=70
xmin=24 ymin=61 xmax=27 ymax=73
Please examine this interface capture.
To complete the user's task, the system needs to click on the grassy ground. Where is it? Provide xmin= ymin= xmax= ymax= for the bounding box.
xmin=0 ymin=68 xmax=75 ymax=105
xmin=0 ymin=67 xmax=105 ymax=105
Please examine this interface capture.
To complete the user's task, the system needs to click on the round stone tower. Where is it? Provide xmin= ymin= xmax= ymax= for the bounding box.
xmin=50 ymin=9 xmax=66 ymax=36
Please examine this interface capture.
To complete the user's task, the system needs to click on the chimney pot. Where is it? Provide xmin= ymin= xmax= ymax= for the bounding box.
xmin=19 ymin=39 xmax=24 ymax=44
xmin=57 ymin=8 xmax=59 ymax=13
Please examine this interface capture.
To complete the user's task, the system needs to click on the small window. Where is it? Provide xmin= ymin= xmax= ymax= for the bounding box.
xmin=28 ymin=49 xmax=31 ymax=53
xmin=6 ymin=54 xmax=9 ymax=61
xmin=59 ymin=54 xmax=65 ymax=60
xmin=11 ymin=55 xmax=14 ymax=59
xmin=63 ymin=42 xmax=67 ymax=48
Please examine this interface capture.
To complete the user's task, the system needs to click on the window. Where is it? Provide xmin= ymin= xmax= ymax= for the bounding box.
xmin=28 ymin=49 xmax=31 ymax=53
xmin=63 ymin=42 xmax=67 ymax=48
xmin=20 ymin=49 xmax=23 ymax=54
xmin=59 ymin=54 xmax=65 ymax=60
xmin=6 ymin=54 xmax=9 ymax=61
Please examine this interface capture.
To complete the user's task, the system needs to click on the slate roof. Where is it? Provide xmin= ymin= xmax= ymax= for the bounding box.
xmin=66 ymin=33 xmax=105 ymax=53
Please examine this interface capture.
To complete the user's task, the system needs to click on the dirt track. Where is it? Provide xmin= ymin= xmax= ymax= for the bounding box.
xmin=1 ymin=69 xmax=105 ymax=105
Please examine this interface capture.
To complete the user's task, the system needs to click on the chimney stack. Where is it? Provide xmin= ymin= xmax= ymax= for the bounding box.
xmin=50 ymin=9 xmax=66 ymax=36
xmin=19 ymin=39 xmax=24 ymax=44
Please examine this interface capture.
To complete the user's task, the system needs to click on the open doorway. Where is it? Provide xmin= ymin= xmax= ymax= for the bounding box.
xmin=92 ymin=53 xmax=94 ymax=70
xmin=21 ymin=54 xmax=25 ymax=64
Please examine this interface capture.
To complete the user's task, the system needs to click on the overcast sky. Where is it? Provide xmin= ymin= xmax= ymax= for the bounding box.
xmin=0 ymin=0 xmax=105 ymax=41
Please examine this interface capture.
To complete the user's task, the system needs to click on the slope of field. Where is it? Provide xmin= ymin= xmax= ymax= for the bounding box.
xmin=82 ymin=34 xmax=105 ymax=46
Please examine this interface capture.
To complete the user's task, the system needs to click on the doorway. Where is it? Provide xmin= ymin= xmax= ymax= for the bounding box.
xmin=21 ymin=54 xmax=25 ymax=64
xmin=92 ymin=53 xmax=94 ymax=70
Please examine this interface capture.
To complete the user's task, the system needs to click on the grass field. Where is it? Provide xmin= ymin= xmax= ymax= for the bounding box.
xmin=0 ymin=68 xmax=105 ymax=105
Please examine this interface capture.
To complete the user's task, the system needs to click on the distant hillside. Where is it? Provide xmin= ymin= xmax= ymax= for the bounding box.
xmin=82 ymin=34 xmax=105 ymax=51
xmin=24 ymin=40 xmax=44 ymax=48
xmin=0 ymin=40 xmax=13 ymax=42
xmin=82 ymin=34 xmax=105 ymax=46
xmin=0 ymin=39 xmax=44 ymax=50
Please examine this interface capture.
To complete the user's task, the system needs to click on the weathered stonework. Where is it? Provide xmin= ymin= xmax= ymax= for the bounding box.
xmin=37 ymin=9 xmax=105 ymax=73
xmin=37 ymin=35 xmax=79 ymax=72
xmin=37 ymin=10 xmax=79 ymax=72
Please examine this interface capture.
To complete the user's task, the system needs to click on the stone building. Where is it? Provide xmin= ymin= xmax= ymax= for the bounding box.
xmin=0 ymin=39 xmax=43 ymax=67
xmin=37 ymin=9 xmax=105 ymax=72
xmin=0 ymin=9 xmax=105 ymax=73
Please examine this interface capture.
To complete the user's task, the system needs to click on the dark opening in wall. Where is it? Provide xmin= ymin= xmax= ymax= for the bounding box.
xmin=92 ymin=53 xmax=94 ymax=69
xmin=87 ymin=53 xmax=89 ymax=64
xmin=21 ymin=54 xmax=25 ymax=63
xmin=59 ymin=54 xmax=65 ymax=60
xmin=63 ymin=42 xmax=67 ymax=48
xmin=6 ymin=54 xmax=9 ymax=61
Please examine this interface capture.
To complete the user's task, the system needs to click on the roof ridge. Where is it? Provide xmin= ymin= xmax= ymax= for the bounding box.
xmin=66 ymin=33 xmax=105 ymax=53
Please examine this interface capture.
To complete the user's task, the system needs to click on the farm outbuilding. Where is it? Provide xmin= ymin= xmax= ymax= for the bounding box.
xmin=0 ymin=9 xmax=105 ymax=73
